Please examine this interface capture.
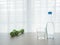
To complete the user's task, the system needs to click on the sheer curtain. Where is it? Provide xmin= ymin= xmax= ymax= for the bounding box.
xmin=55 ymin=0 xmax=60 ymax=33
xmin=31 ymin=0 xmax=47 ymax=32
xmin=27 ymin=0 xmax=56 ymax=33
xmin=0 ymin=0 xmax=26 ymax=33
xmin=8 ymin=0 xmax=25 ymax=32
xmin=7 ymin=0 xmax=47 ymax=33
xmin=0 ymin=0 xmax=59 ymax=33
xmin=0 ymin=0 xmax=8 ymax=33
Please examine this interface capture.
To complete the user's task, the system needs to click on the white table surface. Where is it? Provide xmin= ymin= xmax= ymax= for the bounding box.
xmin=0 ymin=33 xmax=60 ymax=45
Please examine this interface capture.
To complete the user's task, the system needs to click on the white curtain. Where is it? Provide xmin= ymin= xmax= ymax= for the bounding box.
xmin=27 ymin=0 xmax=48 ymax=32
xmin=0 ymin=0 xmax=8 ymax=33
xmin=1 ymin=0 xmax=60 ymax=33
xmin=55 ymin=0 xmax=60 ymax=33
xmin=0 ymin=0 xmax=26 ymax=33
xmin=8 ymin=0 xmax=24 ymax=32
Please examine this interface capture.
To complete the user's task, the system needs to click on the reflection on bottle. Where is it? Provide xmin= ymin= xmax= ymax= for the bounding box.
xmin=47 ymin=22 xmax=54 ymax=39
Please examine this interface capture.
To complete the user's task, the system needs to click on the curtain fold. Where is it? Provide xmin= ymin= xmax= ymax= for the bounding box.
xmin=0 ymin=0 xmax=8 ymax=33
xmin=8 ymin=0 xmax=24 ymax=32
xmin=0 ymin=0 xmax=57 ymax=33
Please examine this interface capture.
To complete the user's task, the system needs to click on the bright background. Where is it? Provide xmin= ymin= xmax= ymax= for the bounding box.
xmin=0 ymin=0 xmax=60 ymax=33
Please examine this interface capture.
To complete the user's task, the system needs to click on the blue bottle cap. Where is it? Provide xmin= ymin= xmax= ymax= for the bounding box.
xmin=48 ymin=12 xmax=52 ymax=15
